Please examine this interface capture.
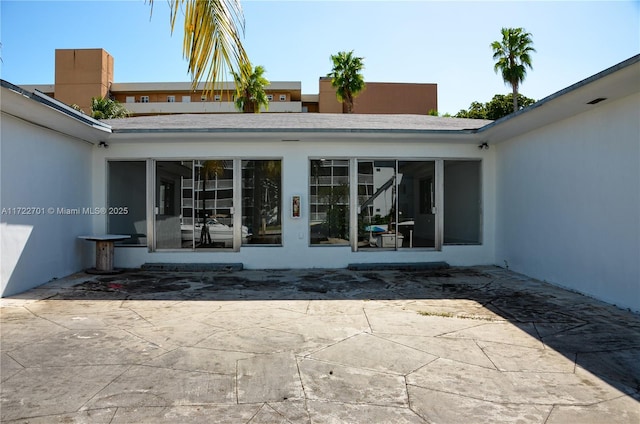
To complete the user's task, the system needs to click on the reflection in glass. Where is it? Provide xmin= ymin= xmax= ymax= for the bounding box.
xmin=357 ymin=160 xmax=436 ymax=249
xmin=310 ymin=159 xmax=350 ymax=245
xmin=242 ymin=160 xmax=281 ymax=245
xmin=192 ymin=160 xmax=236 ymax=248
xmin=156 ymin=161 xmax=193 ymax=249
xmin=357 ymin=160 xmax=399 ymax=248
xmin=155 ymin=160 xmax=237 ymax=249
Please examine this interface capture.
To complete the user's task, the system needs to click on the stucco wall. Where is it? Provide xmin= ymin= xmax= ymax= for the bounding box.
xmin=1 ymin=113 xmax=94 ymax=297
xmin=92 ymin=138 xmax=495 ymax=270
xmin=495 ymin=93 xmax=640 ymax=312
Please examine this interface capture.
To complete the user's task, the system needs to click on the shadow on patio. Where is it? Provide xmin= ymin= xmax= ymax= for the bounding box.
xmin=23 ymin=266 xmax=640 ymax=398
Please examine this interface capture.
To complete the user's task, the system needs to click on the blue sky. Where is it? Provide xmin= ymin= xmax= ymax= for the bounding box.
xmin=1 ymin=1 xmax=638 ymax=114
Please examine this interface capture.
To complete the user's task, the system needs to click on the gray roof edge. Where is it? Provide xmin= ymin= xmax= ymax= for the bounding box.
xmin=476 ymin=54 xmax=640 ymax=134
xmin=110 ymin=127 xmax=481 ymax=136
xmin=1 ymin=79 xmax=112 ymax=132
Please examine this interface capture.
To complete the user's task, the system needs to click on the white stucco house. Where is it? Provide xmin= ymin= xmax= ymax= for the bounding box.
xmin=1 ymin=55 xmax=638 ymax=312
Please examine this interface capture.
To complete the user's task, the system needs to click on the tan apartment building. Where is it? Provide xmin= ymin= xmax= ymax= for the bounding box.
xmin=317 ymin=77 xmax=437 ymax=114
xmin=24 ymin=48 xmax=438 ymax=116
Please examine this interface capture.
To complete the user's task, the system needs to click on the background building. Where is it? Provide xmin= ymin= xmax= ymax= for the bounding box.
xmin=22 ymin=48 xmax=438 ymax=116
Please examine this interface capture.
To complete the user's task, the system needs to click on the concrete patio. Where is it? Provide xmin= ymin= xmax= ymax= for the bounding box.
xmin=1 ymin=266 xmax=638 ymax=423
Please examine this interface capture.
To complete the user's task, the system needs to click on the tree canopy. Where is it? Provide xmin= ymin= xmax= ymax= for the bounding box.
xmin=327 ymin=51 xmax=365 ymax=113
xmin=455 ymin=93 xmax=536 ymax=120
xmin=90 ymin=96 xmax=130 ymax=119
xmin=233 ymin=64 xmax=270 ymax=113
xmin=491 ymin=27 xmax=536 ymax=112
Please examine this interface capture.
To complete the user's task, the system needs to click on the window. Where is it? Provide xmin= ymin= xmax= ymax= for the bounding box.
xmin=167 ymin=96 xmax=176 ymax=103
xmin=214 ymin=94 xmax=221 ymax=101
xmin=107 ymin=161 xmax=147 ymax=245
xmin=201 ymin=95 xmax=207 ymax=102
xmin=279 ymin=94 xmax=287 ymax=101
xmin=266 ymin=94 xmax=273 ymax=101
xmin=182 ymin=96 xmax=191 ymax=103
xmin=125 ymin=96 xmax=135 ymax=103
xmin=443 ymin=160 xmax=481 ymax=244
xmin=153 ymin=159 xmax=283 ymax=250
xmin=242 ymin=160 xmax=282 ymax=245
xmin=140 ymin=96 xmax=149 ymax=103
xmin=310 ymin=159 xmax=350 ymax=245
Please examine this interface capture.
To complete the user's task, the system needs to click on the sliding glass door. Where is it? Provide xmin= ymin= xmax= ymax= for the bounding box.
xmin=155 ymin=159 xmax=235 ymax=250
xmin=357 ymin=160 xmax=436 ymax=250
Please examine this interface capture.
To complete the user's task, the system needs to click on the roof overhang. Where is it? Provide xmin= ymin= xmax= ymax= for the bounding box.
xmin=1 ymin=80 xmax=111 ymax=144
xmin=105 ymin=127 xmax=486 ymax=145
xmin=478 ymin=54 xmax=640 ymax=143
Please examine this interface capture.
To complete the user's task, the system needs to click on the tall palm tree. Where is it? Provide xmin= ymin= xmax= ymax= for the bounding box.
xmin=491 ymin=27 xmax=536 ymax=113
xmin=149 ymin=0 xmax=251 ymax=93
xmin=233 ymin=64 xmax=270 ymax=113
xmin=200 ymin=160 xmax=225 ymax=220
xmin=327 ymin=51 xmax=365 ymax=113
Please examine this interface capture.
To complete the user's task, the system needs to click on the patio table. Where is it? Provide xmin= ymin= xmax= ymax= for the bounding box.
xmin=78 ymin=234 xmax=130 ymax=274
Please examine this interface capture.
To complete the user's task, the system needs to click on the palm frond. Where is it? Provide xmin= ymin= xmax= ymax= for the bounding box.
xmin=149 ymin=0 xmax=250 ymax=94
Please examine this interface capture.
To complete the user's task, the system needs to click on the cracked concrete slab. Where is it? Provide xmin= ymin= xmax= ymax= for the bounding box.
xmin=299 ymin=358 xmax=409 ymax=406
xmin=237 ymin=352 xmax=303 ymax=403
xmin=0 ymin=365 xmax=128 ymax=421
xmin=407 ymin=357 xmax=624 ymax=405
xmin=407 ymin=385 xmax=552 ymax=424
xmin=306 ymin=400 xmax=425 ymax=423
xmin=1 ymin=266 xmax=639 ymax=423
xmin=307 ymin=333 xmax=437 ymax=375
xmin=109 ymin=405 xmax=262 ymax=423
xmin=83 ymin=365 xmax=236 ymax=409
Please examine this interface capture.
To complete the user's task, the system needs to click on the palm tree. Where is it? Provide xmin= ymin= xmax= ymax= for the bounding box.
xmin=233 ymin=64 xmax=270 ymax=113
xmin=200 ymin=160 xmax=225 ymax=220
xmin=90 ymin=96 xmax=130 ymax=119
xmin=491 ymin=27 xmax=536 ymax=113
xmin=148 ymin=0 xmax=251 ymax=93
xmin=327 ymin=51 xmax=365 ymax=113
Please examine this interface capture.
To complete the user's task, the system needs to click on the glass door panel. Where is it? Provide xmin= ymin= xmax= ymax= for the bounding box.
xmin=156 ymin=160 xmax=193 ymax=249
xmin=194 ymin=160 xmax=234 ymax=249
xmin=242 ymin=160 xmax=282 ymax=245
xmin=398 ymin=161 xmax=436 ymax=248
xmin=155 ymin=159 xmax=234 ymax=250
xmin=357 ymin=160 xmax=399 ymax=249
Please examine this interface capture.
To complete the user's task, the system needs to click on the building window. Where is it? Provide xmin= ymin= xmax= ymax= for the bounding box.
xmin=266 ymin=94 xmax=273 ymax=101
xmin=201 ymin=95 xmax=207 ymax=102
xmin=140 ymin=96 xmax=149 ymax=103
xmin=107 ymin=161 xmax=147 ymax=246
xmin=125 ymin=96 xmax=135 ymax=103
xmin=182 ymin=96 xmax=191 ymax=103
xmin=443 ymin=160 xmax=481 ymax=244
xmin=310 ymin=159 xmax=350 ymax=245
xmin=153 ymin=159 xmax=282 ymax=250
xmin=167 ymin=96 xmax=176 ymax=103
xmin=279 ymin=94 xmax=287 ymax=101
xmin=242 ymin=160 xmax=282 ymax=246
xmin=214 ymin=94 xmax=221 ymax=101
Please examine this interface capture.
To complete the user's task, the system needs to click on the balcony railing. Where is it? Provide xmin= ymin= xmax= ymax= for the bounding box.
xmin=124 ymin=101 xmax=302 ymax=115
